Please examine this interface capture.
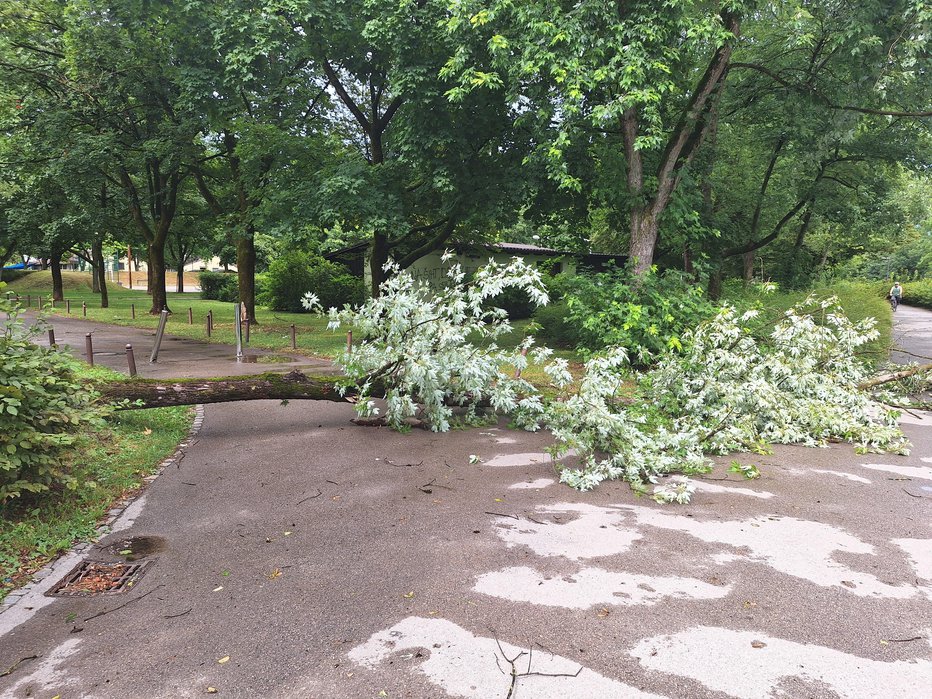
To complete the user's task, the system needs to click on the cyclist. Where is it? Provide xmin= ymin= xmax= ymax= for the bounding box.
xmin=889 ymin=281 xmax=903 ymax=311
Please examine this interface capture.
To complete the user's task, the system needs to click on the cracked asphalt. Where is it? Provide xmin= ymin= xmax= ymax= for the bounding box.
xmin=1 ymin=306 xmax=930 ymax=699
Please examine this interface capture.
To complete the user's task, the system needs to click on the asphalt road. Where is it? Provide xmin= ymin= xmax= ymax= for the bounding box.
xmin=1 ymin=309 xmax=930 ymax=699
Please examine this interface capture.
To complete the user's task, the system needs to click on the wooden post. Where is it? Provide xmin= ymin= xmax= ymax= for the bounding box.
xmin=188 ymin=307 xmax=193 ymax=325
xmin=85 ymin=333 xmax=94 ymax=366
xmin=346 ymin=330 xmax=353 ymax=354
xmin=126 ymin=344 xmax=137 ymax=377
xmin=206 ymin=314 xmax=212 ymax=338
xmin=290 ymin=324 xmax=296 ymax=349
xmin=27 ymin=294 xmax=32 ymax=307
xmin=66 ymin=299 xmax=71 ymax=314
xmin=48 ymin=328 xmax=56 ymax=347
xmin=131 ymin=303 xmax=135 ymax=319
xmin=82 ymin=301 xmax=87 ymax=317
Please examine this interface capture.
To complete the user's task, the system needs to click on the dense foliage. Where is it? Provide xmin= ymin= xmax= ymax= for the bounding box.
xmin=0 ymin=288 xmax=110 ymax=503
xmin=559 ymin=266 xmax=716 ymax=363
xmin=198 ymin=271 xmax=239 ymax=303
xmin=264 ymin=253 xmax=364 ymax=312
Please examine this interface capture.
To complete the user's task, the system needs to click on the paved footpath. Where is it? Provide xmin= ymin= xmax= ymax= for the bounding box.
xmin=1 ymin=311 xmax=931 ymax=698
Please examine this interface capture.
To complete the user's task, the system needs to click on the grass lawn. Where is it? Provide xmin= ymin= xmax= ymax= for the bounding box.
xmin=0 ymin=365 xmax=194 ymax=604
xmin=5 ymin=271 xmax=355 ymax=358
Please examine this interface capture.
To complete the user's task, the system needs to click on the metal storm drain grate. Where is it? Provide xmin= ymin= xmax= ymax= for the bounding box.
xmin=47 ymin=560 xmax=153 ymax=597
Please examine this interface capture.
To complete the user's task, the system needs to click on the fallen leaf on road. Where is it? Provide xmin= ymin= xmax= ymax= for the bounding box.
xmin=206 ymin=688 xmax=218 ymax=694
xmin=217 ymin=656 xmax=230 ymax=664
xmin=269 ymin=568 xmax=282 ymax=579
xmin=212 ymin=586 xmax=223 ymax=592
xmin=597 ymin=608 xmax=610 ymax=618
xmin=403 ymin=591 xmax=414 ymax=599
xmin=284 ymin=531 xmax=292 ymax=536
xmin=751 ymin=641 xmax=766 ymax=649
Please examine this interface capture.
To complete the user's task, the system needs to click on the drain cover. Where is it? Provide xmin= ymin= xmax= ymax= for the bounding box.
xmin=46 ymin=560 xmax=153 ymax=597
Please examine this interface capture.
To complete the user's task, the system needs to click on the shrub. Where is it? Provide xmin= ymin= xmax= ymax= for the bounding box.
xmin=263 ymin=252 xmax=364 ymax=312
xmin=485 ymin=285 xmax=538 ymax=320
xmin=532 ymin=302 xmax=576 ymax=348
xmin=0 ymin=287 xmax=110 ymax=504
xmin=198 ymin=271 xmax=238 ymax=302
xmin=560 ymin=266 xmax=716 ymax=365
xmin=901 ymin=278 xmax=932 ymax=311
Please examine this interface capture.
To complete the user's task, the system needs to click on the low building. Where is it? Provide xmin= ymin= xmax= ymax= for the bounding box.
xmin=325 ymin=242 xmax=626 ymax=290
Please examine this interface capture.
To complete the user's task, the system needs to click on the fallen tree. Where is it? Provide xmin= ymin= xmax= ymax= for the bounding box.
xmin=98 ymin=371 xmax=351 ymax=409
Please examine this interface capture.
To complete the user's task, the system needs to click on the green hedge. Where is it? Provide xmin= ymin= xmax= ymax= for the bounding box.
xmin=198 ymin=271 xmax=238 ymax=302
xmin=901 ymin=279 xmax=932 ymax=310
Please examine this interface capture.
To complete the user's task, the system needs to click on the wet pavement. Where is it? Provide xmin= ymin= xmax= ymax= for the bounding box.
xmin=1 ymin=309 xmax=930 ymax=699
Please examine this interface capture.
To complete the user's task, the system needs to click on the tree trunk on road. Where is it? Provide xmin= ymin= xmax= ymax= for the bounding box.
xmin=99 ymin=371 xmax=350 ymax=409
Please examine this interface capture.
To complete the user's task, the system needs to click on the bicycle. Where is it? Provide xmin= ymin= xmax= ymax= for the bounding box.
xmin=889 ymin=294 xmax=900 ymax=312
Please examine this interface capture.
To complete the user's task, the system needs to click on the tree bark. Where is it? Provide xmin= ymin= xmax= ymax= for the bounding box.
xmin=93 ymin=239 xmax=109 ymax=308
xmin=99 ymin=371 xmax=349 ymax=409
xmin=369 ymin=230 xmax=390 ymax=298
xmin=236 ymin=233 xmax=257 ymax=322
xmin=148 ymin=242 xmax=169 ymax=313
xmin=743 ymin=251 xmax=755 ymax=282
xmin=49 ymin=249 xmax=64 ymax=302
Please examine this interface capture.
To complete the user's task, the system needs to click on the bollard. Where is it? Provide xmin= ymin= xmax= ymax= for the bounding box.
xmin=346 ymin=330 xmax=353 ymax=354
xmin=82 ymin=301 xmax=87 ymax=317
xmin=66 ymin=299 xmax=71 ymax=314
xmin=234 ymin=303 xmax=244 ymax=360
xmin=206 ymin=314 xmax=211 ymax=338
xmin=290 ymin=324 xmax=296 ymax=349
xmin=48 ymin=328 xmax=56 ymax=347
xmin=208 ymin=310 xmax=213 ymax=333
xmin=85 ymin=333 xmax=94 ymax=366
xmin=188 ymin=307 xmax=193 ymax=325
xmin=131 ymin=303 xmax=135 ymax=319
xmin=514 ymin=346 xmax=529 ymax=379
xmin=126 ymin=344 xmax=137 ymax=377
xmin=27 ymin=294 xmax=32 ymax=307
xmin=149 ymin=309 xmax=169 ymax=363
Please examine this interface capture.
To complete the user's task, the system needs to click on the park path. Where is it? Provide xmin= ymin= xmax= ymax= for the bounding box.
xmin=891 ymin=303 xmax=932 ymax=365
xmin=1 ymin=308 xmax=930 ymax=698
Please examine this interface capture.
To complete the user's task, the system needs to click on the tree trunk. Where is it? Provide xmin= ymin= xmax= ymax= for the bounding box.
xmin=237 ymin=233 xmax=257 ymax=322
xmin=629 ymin=207 xmax=659 ymax=275
xmin=177 ymin=266 xmax=184 ymax=293
xmin=369 ymin=230 xmax=390 ymax=298
xmin=98 ymin=371 xmax=348 ymax=409
xmin=148 ymin=243 xmax=170 ymax=314
xmin=708 ymin=269 xmax=723 ymax=301
xmin=743 ymin=252 xmax=755 ymax=282
xmin=49 ymin=250 xmax=64 ymax=302
xmin=93 ymin=239 xmax=109 ymax=308
xmin=91 ymin=249 xmax=101 ymax=293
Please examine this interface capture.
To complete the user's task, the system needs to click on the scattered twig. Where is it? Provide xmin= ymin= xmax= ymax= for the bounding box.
xmin=180 ymin=482 xmax=197 ymax=486
xmin=83 ymin=585 xmax=163 ymax=622
xmin=0 ymin=654 xmax=40 ymax=678
xmin=163 ymin=607 xmax=192 ymax=619
xmin=485 ymin=511 xmax=519 ymax=520
xmin=525 ymin=516 xmax=549 ymax=526
xmin=902 ymin=489 xmax=923 ymax=498
xmin=296 ymin=489 xmax=323 ymax=505
xmin=385 ymin=459 xmax=424 ymax=468
xmin=884 ymin=636 xmax=923 ymax=643
xmin=325 ymin=480 xmax=340 ymax=485
xmin=419 ymin=479 xmax=436 ymax=494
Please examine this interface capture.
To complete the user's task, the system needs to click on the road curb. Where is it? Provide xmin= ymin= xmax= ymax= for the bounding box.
xmin=0 ymin=404 xmax=206 ymax=622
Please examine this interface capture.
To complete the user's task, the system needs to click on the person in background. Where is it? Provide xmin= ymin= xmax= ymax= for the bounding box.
xmin=889 ymin=281 xmax=903 ymax=310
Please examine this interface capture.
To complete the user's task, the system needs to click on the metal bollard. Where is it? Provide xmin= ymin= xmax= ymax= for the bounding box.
xmin=82 ymin=301 xmax=87 ymax=317
xmin=126 ymin=344 xmax=137 ymax=377
xmin=85 ymin=333 xmax=94 ymax=366
xmin=188 ymin=307 xmax=193 ymax=325
xmin=66 ymin=299 xmax=71 ymax=314
xmin=346 ymin=330 xmax=353 ymax=354
xmin=290 ymin=324 xmax=296 ymax=349
xmin=131 ymin=303 xmax=135 ymax=319
xmin=48 ymin=328 xmax=56 ymax=347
